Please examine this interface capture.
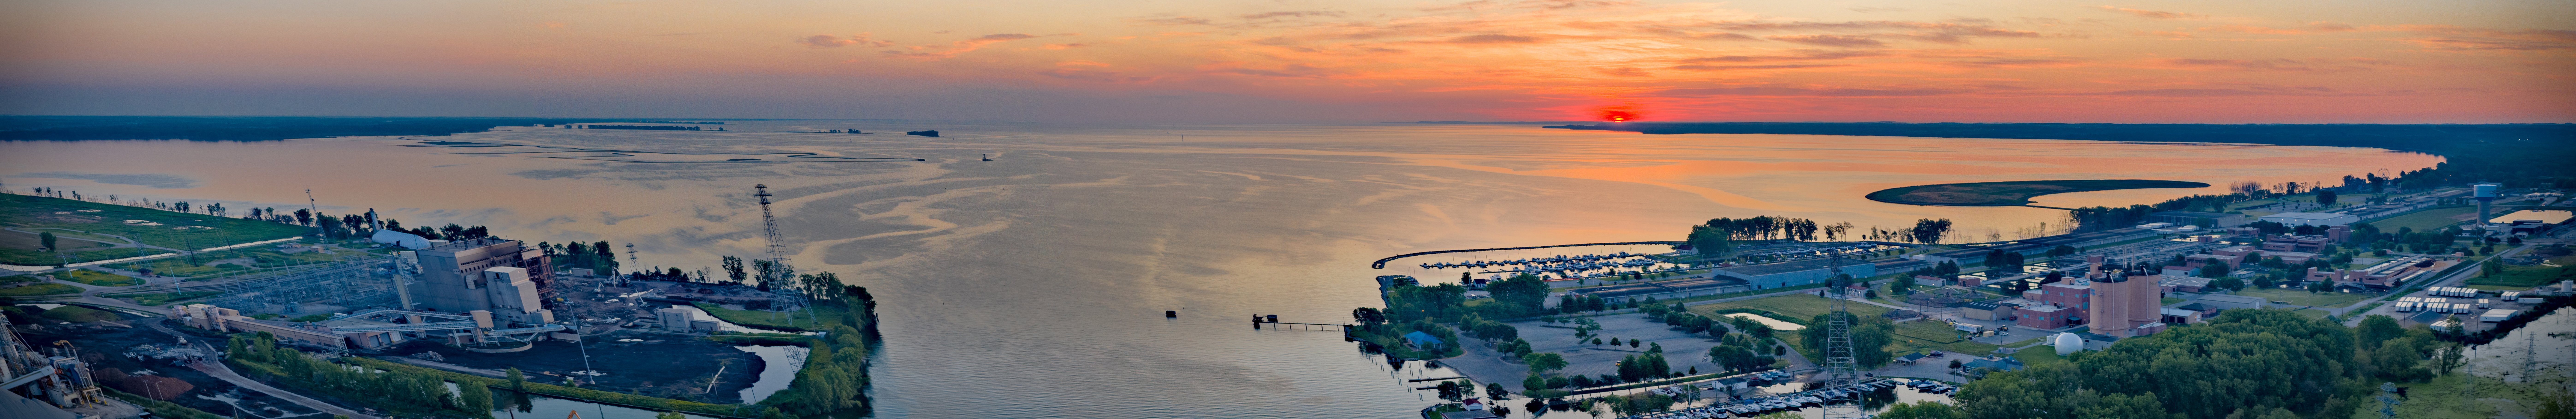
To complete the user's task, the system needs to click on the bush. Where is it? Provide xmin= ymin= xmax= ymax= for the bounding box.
xmin=0 ymin=283 xmax=81 ymax=296
xmin=53 ymin=269 xmax=142 ymax=286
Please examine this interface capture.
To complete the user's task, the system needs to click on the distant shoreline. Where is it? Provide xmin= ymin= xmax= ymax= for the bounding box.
xmin=1865 ymin=179 xmax=2212 ymax=207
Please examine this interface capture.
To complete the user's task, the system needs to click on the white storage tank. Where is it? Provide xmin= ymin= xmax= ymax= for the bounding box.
xmin=2054 ymin=332 xmax=2085 ymax=355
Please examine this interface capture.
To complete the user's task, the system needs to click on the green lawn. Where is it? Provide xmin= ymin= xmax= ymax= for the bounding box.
xmin=2007 ymin=347 xmax=2068 ymax=368
xmin=2294 ymin=308 xmax=2333 ymax=319
xmin=1885 ymin=320 xmax=2001 ymax=355
xmin=53 ymin=269 xmax=141 ymax=286
xmin=2370 ymin=206 xmax=2479 ymax=232
xmin=693 ymin=302 xmax=855 ymax=332
xmin=0 ymin=194 xmax=305 ymax=253
xmin=0 ymin=228 xmax=135 ymax=266
xmin=1687 ymin=294 xmax=1892 ymax=324
xmin=2468 ymin=262 xmax=2573 ymax=287
xmin=0 ymin=283 xmax=81 ymax=296
xmin=2160 ymin=297 xmax=2184 ymax=305
xmin=2234 ymin=288 xmax=2373 ymax=308
xmin=104 ymin=247 xmax=341 ymax=278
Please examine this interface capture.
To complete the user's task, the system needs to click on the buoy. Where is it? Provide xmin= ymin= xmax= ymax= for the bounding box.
xmin=1164 ymin=310 xmax=1177 ymax=318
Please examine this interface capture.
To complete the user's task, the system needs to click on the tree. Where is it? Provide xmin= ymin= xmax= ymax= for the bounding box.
xmin=1960 ymin=309 xmax=2361 ymax=419
xmin=2317 ymin=190 xmax=2338 ymax=207
xmin=507 ymin=367 xmax=526 ymax=390
xmin=1522 ymin=352 xmax=1568 ymax=374
xmin=2208 ymin=277 xmax=2245 ymax=291
xmin=1948 ymin=359 xmax=1964 ymax=369
xmin=1486 ymin=273 xmax=1551 ymax=316
xmin=1486 ymin=383 xmax=1509 ymax=400
xmin=1688 ymin=224 xmax=1735 ymax=257
xmin=1801 ymin=312 xmax=1896 ymax=368
xmin=2484 ymin=258 xmax=2505 ymax=277
xmin=293 ymin=208 xmax=313 ymax=226
xmin=1877 ymin=400 xmax=1967 ymax=419
xmin=2354 ymin=315 xmax=2406 ymax=350
xmin=1912 ymin=218 xmax=1955 ymax=244
xmin=2197 ymin=261 xmax=2231 ymax=279
xmin=459 ymin=383 xmax=494 ymax=418
xmin=722 ymin=256 xmax=748 ymax=284
xmin=37 ymin=232 xmax=55 ymax=252
xmin=2432 ymin=342 xmax=2467 ymax=375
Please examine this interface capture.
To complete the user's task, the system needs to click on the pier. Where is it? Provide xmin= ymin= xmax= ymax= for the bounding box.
xmin=1369 ymin=241 xmax=1682 ymax=269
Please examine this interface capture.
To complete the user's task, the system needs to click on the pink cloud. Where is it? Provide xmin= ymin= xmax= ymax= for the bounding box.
xmin=882 ymin=33 xmax=1044 ymax=60
xmin=2096 ymin=6 xmax=2202 ymax=19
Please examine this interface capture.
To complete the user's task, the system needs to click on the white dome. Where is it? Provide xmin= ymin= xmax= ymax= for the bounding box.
xmin=2053 ymin=332 xmax=2084 ymax=355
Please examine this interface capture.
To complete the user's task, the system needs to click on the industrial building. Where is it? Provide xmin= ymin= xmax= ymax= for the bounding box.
xmin=1711 ymin=257 xmax=1876 ymax=289
xmin=2487 ymin=210 xmax=2574 ymax=236
xmin=410 ymin=238 xmax=557 ymax=321
xmin=1563 ymin=275 xmax=1752 ymax=303
xmin=2086 ymin=267 xmax=2166 ymax=338
xmin=161 ymin=237 xmax=575 ymax=351
xmin=0 ymin=314 xmax=104 ymax=419
xmin=2147 ymin=211 xmax=2249 ymax=227
xmin=2257 ymin=212 xmax=2360 ymax=226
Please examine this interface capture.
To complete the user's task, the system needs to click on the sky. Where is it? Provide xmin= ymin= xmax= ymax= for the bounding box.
xmin=1 ymin=0 xmax=2570 ymax=123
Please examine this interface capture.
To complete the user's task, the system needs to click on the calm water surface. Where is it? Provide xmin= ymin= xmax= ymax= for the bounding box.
xmin=0 ymin=122 xmax=2441 ymax=418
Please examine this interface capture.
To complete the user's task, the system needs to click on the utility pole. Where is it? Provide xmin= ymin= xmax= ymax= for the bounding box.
xmin=1820 ymin=275 xmax=1864 ymax=419
xmin=625 ymin=244 xmax=639 ymax=277
xmin=305 ymin=189 xmax=321 ymax=238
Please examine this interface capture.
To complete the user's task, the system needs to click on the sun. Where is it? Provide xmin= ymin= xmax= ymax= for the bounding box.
xmin=1596 ymin=106 xmax=1643 ymax=123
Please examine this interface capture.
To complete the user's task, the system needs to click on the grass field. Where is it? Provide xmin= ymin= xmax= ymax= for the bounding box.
xmin=104 ymin=247 xmax=340 ymax=278
xmin=0 ymin=193 xmax=304 ymax=254
xmin=2234 ymin=288 xmax=2374 ymax=308
xmin=1687 ymin=294 xmax=1892 ymax=324
xmin=2008 ymin=347 xmax=2067 ymax=368
xmin=1866 ymin=180 xmax=2210 ymax=206
xmin=2370 ymin=206 xmax=2479 ymax=232
xmin=2468 ymin=260 xmax=2573 ymax=287
xmin=0 ymin=228 xmax=136 ymax=266
xmin=2161 ymin=297 xmax=2184 ymax=305
xmin=53 ymin=269 xmax=140 ymax=286
xmin=694 ymin=302 xmax=856 ymax=332
xmin=0 ymin=283 xmax=82 ymax=296
xmin=1884 ymin=320 xmax=2001 ymax=355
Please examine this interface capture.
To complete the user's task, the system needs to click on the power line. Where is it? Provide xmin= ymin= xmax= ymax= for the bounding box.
xmin=1821 ymin=277 xmax=1865 ymax=419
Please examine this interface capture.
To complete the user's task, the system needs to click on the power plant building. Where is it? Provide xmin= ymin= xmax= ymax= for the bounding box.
xmin=411 ymin=238 xmax=556 ymax=322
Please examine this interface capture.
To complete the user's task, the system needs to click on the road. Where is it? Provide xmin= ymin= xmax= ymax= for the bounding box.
xmin=2335 ymin=228 xmax=2569 ymax=326
xmin=137 ymin=317 xmax=383 ymax=419
xmin=186 ymin=359 xmax=384 ymax=419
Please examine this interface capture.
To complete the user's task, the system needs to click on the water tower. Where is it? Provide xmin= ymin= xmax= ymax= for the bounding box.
xmin=2473 ymin=183 xmax=2500 ymax=226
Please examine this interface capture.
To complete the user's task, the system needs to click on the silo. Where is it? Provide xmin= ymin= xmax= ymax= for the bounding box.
xmin=2475 ymin=183 xmax=2501 ymax=224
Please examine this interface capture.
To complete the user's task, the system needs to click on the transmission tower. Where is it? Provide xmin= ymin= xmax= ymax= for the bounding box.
xmin=755 ymin=184 xmax=785 ymax=278
xmin=1820 ymin=278 xmax=1866 ymax=419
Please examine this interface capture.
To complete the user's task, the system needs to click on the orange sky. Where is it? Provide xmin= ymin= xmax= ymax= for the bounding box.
xmin=1 ymin=0 xmax=2569 ymax=122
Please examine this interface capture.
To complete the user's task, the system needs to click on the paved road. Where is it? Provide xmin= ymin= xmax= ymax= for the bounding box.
xmin=186 ymin=359 xmax=384 ymax=419
xmin=141 ymin=317 xmax=385 ymax=419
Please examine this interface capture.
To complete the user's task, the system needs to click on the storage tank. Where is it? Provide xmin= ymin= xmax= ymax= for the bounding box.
xmin=2054 ymin=332 xmax=2084 ymax=355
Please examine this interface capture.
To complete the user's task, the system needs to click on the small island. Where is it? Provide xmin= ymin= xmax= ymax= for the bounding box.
xmin=1865 ymin=179 xmax=2210 ymax=207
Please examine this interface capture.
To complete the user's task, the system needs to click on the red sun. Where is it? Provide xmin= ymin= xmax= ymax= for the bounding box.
xmin=1596 ymin=106 xmax=1643 ymax=123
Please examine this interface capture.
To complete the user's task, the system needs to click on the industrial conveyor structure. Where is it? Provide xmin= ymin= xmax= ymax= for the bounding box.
xmin=320 ymin=308 xmax=567 ymax=345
